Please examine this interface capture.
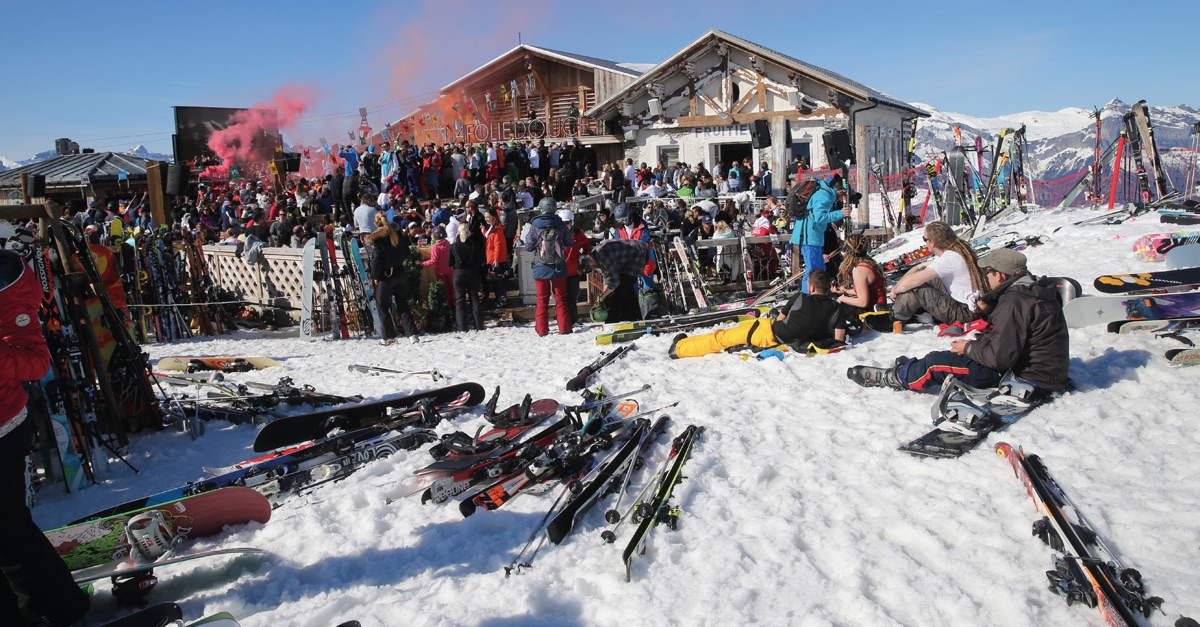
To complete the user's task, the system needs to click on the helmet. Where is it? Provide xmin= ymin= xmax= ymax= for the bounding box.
xmin=590 ymin=302 xmax=608 ymax=323
xmin=537 ymin=196 xmax=557 ymax=215
xmin=613 ymin=203 xmax=630 ymax=223
xmin=556 ymin=209 xmax=574 ymax=223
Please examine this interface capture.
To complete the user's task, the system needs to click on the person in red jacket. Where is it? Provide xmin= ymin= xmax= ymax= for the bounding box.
xmin=0 ymin=248 xmax=91 ymax=626
xmin=482 ymin=208 xmax=509 ymax=309
xmin=558 ymin=208 xmax=592 ymax=327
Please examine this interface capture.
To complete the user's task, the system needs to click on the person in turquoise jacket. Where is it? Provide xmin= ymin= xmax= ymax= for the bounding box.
xmin=789 ymin=175 xmax=843 ymax=293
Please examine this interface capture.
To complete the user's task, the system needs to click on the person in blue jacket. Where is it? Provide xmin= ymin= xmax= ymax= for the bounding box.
xmin=339 ymin=146 xmax=360 ymax=177
xmin=789 ymin=174 xmax=843 ymax=293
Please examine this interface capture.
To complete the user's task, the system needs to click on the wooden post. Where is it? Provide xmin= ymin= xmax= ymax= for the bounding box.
xmin=20 ymin=172 xmax=31 ymax=204
xmin=145 ymin=160 xmax=168 ymax=227
xmin=855 ymin=124 xmax=870 ymax=226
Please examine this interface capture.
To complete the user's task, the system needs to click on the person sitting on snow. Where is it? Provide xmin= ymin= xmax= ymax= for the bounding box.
xmin=846 ymin=249 xmax=1069 ymax=396
xmin=888 ymin=220 xmax=987 ymax=326
xmin=669 ymin=269 xmax=846 ymax=359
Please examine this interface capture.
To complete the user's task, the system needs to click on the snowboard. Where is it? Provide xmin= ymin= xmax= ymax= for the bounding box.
xmin=47 ymin=487 xmax=271 ymax=571
xmin=187 ymin=613 xmax=243 ymax=626
xmin=300 ymin=238 xmax=316 ymax=341
xmin=156 ymin=356 xmax=283 ymax=373
xmin=1133 ymin=232 xmax=1200 ymax=262
xmin=252 ymin=382 xmax=486 ymax=451
xmin=73 ymin=423 xmax=404 ymax=523
xmin=73 ymin=547 xmax=268 ymax=585
xmin=1062 ymin=293 xmax=1200 ymax=327
xmin=1166 ymin=348 xmax=1200 ymax=366
xmin=98 ymin=602 xmax=183 ymax=627
xmin=1165 ymin=244 xmax=1200 ymax=270
xmin=1107 ymin=316 xmax=1200 ymax=334
xmin=1093 ymin=268 xmax=1200 ymax=294
xmin=898 ymin=375 xmax=1050 ymax=459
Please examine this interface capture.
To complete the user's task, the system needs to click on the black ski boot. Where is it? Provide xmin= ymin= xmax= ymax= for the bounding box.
xmin=847 ymin=365 xmax=904 ymax=390
xmin=667 ymin=333 xmax=687 ymax=360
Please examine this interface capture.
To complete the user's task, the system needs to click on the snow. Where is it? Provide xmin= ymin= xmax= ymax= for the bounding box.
xmin=30 ymin=209 xmax=1200 ymax=626
xmin=913 ymin=102 xmax=1095 ymax=142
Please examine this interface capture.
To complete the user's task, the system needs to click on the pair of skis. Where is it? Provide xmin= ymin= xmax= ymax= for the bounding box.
xmin=995 ymin=443 xmax=1187 ymax=625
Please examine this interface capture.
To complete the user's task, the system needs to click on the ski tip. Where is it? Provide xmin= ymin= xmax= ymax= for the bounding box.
xmin=993 ymin=442 xmax=1013 ymax=458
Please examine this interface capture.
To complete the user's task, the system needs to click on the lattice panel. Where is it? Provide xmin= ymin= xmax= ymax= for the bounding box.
xmin=190 ymin=245 xmax=366 ymax=322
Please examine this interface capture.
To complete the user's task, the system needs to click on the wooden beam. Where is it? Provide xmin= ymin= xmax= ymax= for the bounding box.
xmin=730 ymin=81 xmax=757 ymax=114
xmin=145 ymin=161 xmax=168 ymax=227
xmin=758 ymin=77 xmax=767 ymax=111
xmin=0 ymin=203 xmax=49 ymax=222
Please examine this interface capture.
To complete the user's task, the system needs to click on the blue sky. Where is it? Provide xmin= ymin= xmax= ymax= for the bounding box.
xmin=2 ymin=0 xmax=1196 ymax=160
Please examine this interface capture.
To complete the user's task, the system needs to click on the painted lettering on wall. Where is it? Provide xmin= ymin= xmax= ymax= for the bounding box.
xmin=693 ymin=125 xmax=750 ymax=137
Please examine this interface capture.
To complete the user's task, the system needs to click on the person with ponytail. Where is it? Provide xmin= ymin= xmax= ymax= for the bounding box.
xmin=833 ymin=233 xmax=888 ymax=322
xmin=887 ymin=221 xmax=985 ymax=326
xmin=366 ymin=212 xmax=418 ymax=345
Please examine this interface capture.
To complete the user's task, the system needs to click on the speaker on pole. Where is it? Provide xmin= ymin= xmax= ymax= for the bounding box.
xmin=283 ymin=152 xmax=301 ymax=173
xmin=823 ymin=129 xmax=854 ymax=167
xmin=166 ymin=163 xmax=188 ymax=196
xmin=784 ymin=119 xmax=794 ymax=148
xmin=29 ymin=174 xmax=46 ymax=197
xmin=750 ymin=119 xmax=771 ymax=149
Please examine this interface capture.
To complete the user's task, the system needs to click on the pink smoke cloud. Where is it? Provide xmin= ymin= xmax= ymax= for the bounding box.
xmin=204 ymin=85 xmax=318 ymax=176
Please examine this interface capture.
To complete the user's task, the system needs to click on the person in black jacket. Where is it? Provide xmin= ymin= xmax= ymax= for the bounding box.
xmin=848 ymin=249 xmax=1069 ymax=395
xmin=365 ymin=212 xmax=417 ymax=345
xmin=448 ymin=219 xmax=486 ymax=332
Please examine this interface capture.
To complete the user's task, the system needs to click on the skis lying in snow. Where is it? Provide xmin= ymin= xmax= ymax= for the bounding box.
xmin=620 ymin=424 xmax=703 ymax=581
xmin=566 ymin=345 xmax=633 ymax=391
xmin=347 ymin=364 xmax=444 ymax=381
xmin=994 ymin=443 xmax=1188 ymax=626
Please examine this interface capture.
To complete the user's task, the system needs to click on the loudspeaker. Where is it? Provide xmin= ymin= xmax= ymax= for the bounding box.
xmin=166 ymin=163 xmax=188 ymax=196
xmin=823 ymin=129 xmax=854 ymax=167
xmin=648 ymin=98 xmax=662 ymax=117
xmin=786 ymin=89 xmax=799 ymax=108
xmin=29 ymin=174 xmax=46 ymax=197
xmin=750 ymin=119 xmax=771 ymax=149
xmin=623 ymin=129 xmax=638 ymax=142
xmin=784 ymin=119 xmax=794 ymax=148
xmin=283 ymin=152 xmax=301 ymax=172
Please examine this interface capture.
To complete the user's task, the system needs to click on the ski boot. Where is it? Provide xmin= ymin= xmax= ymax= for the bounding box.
xmin=846 ymin=365 xmax=904 ymax=390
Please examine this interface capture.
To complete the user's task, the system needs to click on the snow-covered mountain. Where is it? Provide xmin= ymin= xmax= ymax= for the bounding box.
xmin=911 ymin=98 xmax=1200 ymax=181
xmin=0 ymin=145 xmax=174 ymax=172
xmin=123 ymin=144 xmax=174 ymax=162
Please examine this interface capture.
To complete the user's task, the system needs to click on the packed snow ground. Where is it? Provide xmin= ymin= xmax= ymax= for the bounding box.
xmin=34 ymin=207 xmax=1200 ymax=626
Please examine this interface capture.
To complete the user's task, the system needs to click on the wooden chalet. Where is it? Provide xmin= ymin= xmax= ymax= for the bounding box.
xmin=586 ymin=30 xmax=928 ymax=223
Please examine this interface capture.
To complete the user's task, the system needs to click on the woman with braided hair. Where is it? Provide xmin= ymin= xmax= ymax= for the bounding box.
xmin=887 ymin=221 xmax=985 ymax=326
xmin=832 ymin=233 xmax=889 ymax=322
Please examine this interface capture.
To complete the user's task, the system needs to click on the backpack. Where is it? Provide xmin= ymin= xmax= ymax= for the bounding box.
xmin=535 ymin=224 xmax=565 ymax=270
xmin=787 ymin=180 xmax=820 ymax=219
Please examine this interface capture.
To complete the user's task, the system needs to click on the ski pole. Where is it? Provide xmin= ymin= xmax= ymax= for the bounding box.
xmin=605 ymin=415 xmax=670 ymax=524
xmin=571 ymin=384 xmax=651 ymax=412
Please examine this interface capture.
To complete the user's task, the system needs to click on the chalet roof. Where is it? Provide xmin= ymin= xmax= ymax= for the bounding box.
xmin=441 ymin=44 xmax=648 ymax=93
xmin=0 ymin=153 xmax=150 ymax=189
xmin=588 ymin=30 xmax=929 ymax=118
